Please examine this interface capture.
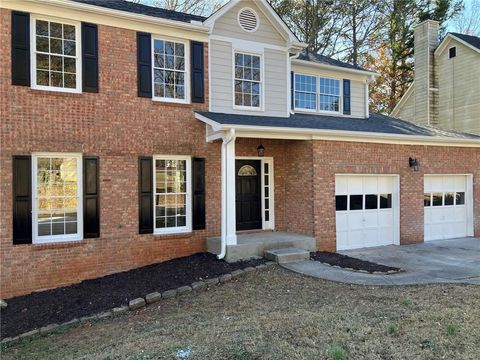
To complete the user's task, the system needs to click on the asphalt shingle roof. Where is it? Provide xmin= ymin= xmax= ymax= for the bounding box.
xmin=449 ymin=32 xmax=480 ymax=51
xmin=196 ymin=111 xmax=480 ymax=140
xmin=297 ymin=51 xmax=371 ymax=72
xmin=70 ymin=0 xmax=206 ymax=23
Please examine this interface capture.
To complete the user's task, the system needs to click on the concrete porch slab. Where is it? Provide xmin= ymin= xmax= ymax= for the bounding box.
xmin=207 ymin=231 xmax=316 ymax=263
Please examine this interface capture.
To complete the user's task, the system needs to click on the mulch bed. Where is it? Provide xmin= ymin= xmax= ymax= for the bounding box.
xmin=310 ymin=251 xmax=401 ymax=274
xmin=0 ymin=253 xmax=265 ymax=339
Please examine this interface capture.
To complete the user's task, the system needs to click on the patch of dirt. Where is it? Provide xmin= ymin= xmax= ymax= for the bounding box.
xmin=1 ymin=267 xmax=479 ymax=360
xmin=0 ymin=253 xmax=265 ymax=339
xmin=310 ymin=251 xmax=401 ymax=273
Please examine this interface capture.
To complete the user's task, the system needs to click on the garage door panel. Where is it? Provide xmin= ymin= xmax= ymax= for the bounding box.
xmin=335 ymin=175 xmax=397 ymax=251
xmin=424 ymin=175 xmax=469 ymax=241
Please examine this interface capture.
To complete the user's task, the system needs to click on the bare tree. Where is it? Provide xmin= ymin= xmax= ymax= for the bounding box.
xmin=449 ymin=0 xmax=480 ymax=35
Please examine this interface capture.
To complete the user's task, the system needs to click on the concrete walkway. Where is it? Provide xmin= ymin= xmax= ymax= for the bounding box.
xmin=283 ymin=237 xmax=480 ymax=286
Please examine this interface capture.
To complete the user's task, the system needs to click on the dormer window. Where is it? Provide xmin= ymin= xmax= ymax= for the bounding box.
xmin=234 ymin=52 xmax=262 ymax=109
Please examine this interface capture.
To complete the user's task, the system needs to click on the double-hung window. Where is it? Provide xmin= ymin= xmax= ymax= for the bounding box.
xmin=153 ymin=38 xmax=188 ymax=102
xmin=294 ymin=74 xmax=341 ymax=114
xmin=294 ymin=74 xmax=317 ymax=111
xmin=234 ymin=52 xmax=261 ymax=108
xmin=319 ymin=77 xmax=340 ymax=112
xmin=154 ymin=156 xmax=191 ymax=234
xmin=33 ymin=153 xmax=83 ymax=243
xmin=32 ymin=17 xmax=81 ymax=92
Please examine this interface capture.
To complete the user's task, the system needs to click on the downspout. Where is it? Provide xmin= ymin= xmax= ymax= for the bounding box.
xmin=289 ymin=51 xmax=302 ymax=114
xmin=218 ymin=128 xmax=236 ymax=259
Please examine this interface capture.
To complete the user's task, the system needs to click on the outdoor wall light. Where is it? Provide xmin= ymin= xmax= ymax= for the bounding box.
xmin=257 ymin=144 xmax=265 ymax=157
xmin=409 ymin=157 xmax=420 ymax=171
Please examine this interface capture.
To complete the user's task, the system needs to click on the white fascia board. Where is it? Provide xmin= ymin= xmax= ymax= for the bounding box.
xmin=292 ymin=59 xmax=379 ymax=77
xmin=15 ymin=0 xmax=209 ymax=34
xmin=195 ymin=114 xmax=480 ymax=147
xmin=435 ymin=34 xmax=480 ymax=56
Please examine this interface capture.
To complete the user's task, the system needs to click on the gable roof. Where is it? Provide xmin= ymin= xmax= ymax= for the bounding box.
xmin=70 ymin=0 xmax=206 ymax=23
xmin=297 ymin=51 xmax=369 ymax=72
xmin=436 ymin=32 xmax=480 ymax=55
xmin=195 ymin=111 xmax=480 ymax=146
xmin=449 ymin=33 xmax=480 ymax=50
xmin=203 ymin=0 xmax=304 ymax=48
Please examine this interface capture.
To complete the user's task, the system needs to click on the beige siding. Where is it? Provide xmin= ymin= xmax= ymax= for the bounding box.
xmin=209 ymin=40 xmax=288 ymax=117
xmin=211 ymin=0 xmax=285 ymax=46
xmin=292 ymin=64 xmax=368 ymax=118
xmin=395 ymin=92 xmax=415 ymax=121
xmin=437 ymin=41 xmax=480 ymax=135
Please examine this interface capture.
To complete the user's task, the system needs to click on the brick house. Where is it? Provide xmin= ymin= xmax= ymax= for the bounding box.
xmin=1 ymin=0 xmax=479 ymax=299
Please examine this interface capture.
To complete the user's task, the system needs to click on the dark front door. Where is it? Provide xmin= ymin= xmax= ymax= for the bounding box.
xmin=236 ymin=160 xmax=262 ymax=231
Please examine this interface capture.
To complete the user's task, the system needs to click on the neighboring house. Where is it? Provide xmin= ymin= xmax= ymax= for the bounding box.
xmin=392 ymin=20 xmax=480 ymax=135
xmin=1 ymin=0 xmax=479 ymax=299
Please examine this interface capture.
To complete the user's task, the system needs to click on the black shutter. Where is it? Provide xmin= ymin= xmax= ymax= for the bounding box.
xmin=191 ymin=41 xmax=204 ymax=103
xmin=11 ymin=11 xmax=30 ymax=86
xmin=13 ymin=156 xmax=32 ymax=244
xmin=343 ymin=79 xmax=351 ymax=115
xmin=290 ymin=71 xmax=295 ymax=110
xmin=137 ymin=32 xmax=152 ymax=98
xmin=83 ymin=156 xmax=100 ymax=238
xmin=192 ymin=158 xmax=206 ymax=230
xmin=82 ymin=23 xmax=99 ymax=93
xmin=139 ymin=157 xmax=153 ymax=234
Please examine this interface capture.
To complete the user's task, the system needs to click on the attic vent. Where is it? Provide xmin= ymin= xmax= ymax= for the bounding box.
xmin=238 ymin=8 xmax=259 ymax=32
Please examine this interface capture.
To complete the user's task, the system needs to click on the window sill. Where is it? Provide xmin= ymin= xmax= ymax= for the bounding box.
xmin=28 ymin=87 xmax=84 ymax=97
xmin=32 ymin=239 xmax=87 ymax=250
xmin=233 ymin=105 xmax=264 ymax=112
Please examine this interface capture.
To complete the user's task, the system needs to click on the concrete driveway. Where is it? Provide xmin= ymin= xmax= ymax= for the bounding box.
xmin=283 ymin=237 xmax=480 ymax=285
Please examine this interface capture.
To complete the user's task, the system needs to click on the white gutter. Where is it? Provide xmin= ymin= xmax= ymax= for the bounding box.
xmin=218 ymin=128 xmax=236 ymax=259
xmin=22 ymin=0 xmax=209 ymax=33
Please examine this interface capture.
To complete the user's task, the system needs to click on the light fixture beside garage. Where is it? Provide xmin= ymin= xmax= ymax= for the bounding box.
xmin=409 ymin=157 xmax=420 ymax=171
xmin=257 ymin=144 xmax=265 ymax=157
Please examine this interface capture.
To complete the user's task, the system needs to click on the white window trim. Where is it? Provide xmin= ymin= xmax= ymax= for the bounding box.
xmin=293 ymin=72 xmax=318 ymax=113
xmin=153 ymin=155 xmax=192 ymax=235
xmin=293 ymin=74 xmax=343 ymax=115
xmin=151 ymin=36 xmax=190 ymax=104
xmin=32 ymin=152 xmax=83 ymax=244
xmin=232 ymin=49 xmax=264 ymax=112
xmin=30 ymin=15 xmax=82 ymax=94
xmin=318 ymin=76 xmax=342 ymax=115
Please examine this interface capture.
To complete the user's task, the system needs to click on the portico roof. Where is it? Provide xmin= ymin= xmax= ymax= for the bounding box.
xmin=195 ymin=111 xmax=480 ymax=147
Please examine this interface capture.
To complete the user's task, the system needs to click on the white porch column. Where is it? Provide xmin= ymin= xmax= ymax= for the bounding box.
xmin=221 ymin=129 xmax=237 ymax=247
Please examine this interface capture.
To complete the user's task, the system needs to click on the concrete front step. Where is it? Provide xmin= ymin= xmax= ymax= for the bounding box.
xmin=264 ymin=248 xmax=310 ymax=264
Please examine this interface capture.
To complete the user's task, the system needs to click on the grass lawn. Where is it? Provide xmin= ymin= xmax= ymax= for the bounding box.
xmin=1 ymin=266 xmax=479 ymax=359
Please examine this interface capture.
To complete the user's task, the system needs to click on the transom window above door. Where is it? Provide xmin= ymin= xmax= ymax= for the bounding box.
xmin=234 ymin=52 xmax=261 ymax=109
xmin=32 ymin=17 xmax=81 ymax=92
xmin=153 ymin=39 xmax=187 ymax=102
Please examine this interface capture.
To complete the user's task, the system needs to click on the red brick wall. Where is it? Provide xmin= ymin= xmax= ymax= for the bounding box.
xmin=312 ymin=141 xmax=480 ymax=251
xmin=0 ymin=9 xmax=220 ymax=299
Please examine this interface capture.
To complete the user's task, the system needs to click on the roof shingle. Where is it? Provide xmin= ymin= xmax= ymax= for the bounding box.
xmin=449 ymin=32 xmax=480 ymax=51
xmin=296 ymin=51 xmax=372 ymax=72
xmin=70 ymin=0 xmax=206 ymax=23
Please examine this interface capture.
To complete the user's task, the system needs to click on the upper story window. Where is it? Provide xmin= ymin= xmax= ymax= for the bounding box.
xmin=294 ymin=74 xmax=341 ymax=114
xmin=234 ymin=52 xmax=261 ymax=109
xmin=153 ymin=38 xmax=188 ymax=103
xmin=294 ymin=74 xmax=317 ymax=111
xmin=154 ymin=156 xmax=191 ymax=234
xmin=319 ymin=77 xmax=340 ymax=112
xmin=32 ymin=17 xmax=81 ymax=92
xmin=449 ymin=46 xmax=456 ymax=59
xmin=33 ymin=153 xmax=83 ymax=243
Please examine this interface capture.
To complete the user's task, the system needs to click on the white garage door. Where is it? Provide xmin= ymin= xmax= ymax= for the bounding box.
xmin=424 ymin=175 xmax=471 ymax=241
xmin=335 ymin=175 xmax=399 ymax=250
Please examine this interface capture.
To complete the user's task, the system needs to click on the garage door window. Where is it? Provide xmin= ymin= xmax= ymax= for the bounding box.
xmin=365 ymin=194 xmax=377 ymax=209
xmin=425 ymin=191 xmax=466 ymax=207
xmin=335 ymin=195 xmax=347 ymax=211
xmin=379 ymin=194 xmax=392 ymax=209
xmin=349 ymin=195 xmax=363 ymax=210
